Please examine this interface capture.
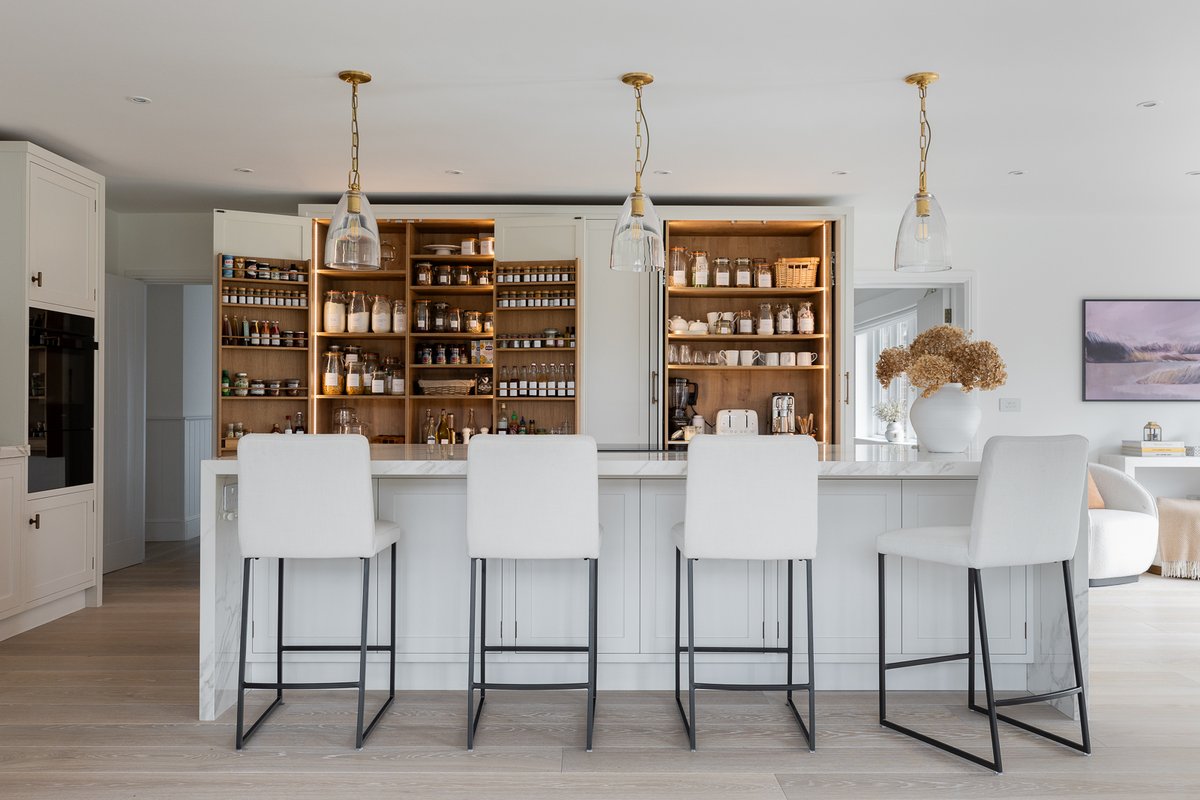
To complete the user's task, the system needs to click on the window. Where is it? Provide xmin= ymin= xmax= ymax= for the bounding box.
xmin=855 ymin=308 xmax=917 ymax=441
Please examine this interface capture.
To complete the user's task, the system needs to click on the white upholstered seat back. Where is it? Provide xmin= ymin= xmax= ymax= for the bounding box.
xmin=466 ymin=435 xmax=600 ymax=559
xmin=237 ymin=434 xmax=377 ymax=559
xmin=682 ymin=434 xmax=819 ymax=560
xmin=969 ymin=435 xmax=1089 ymax=569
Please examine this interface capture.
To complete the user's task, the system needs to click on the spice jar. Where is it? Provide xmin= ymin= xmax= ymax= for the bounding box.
xmin=479 ymin=236 xmax=495 ymax=255
xmin=754 ymin=258 xmax=773 ymax=288
xmin=434 ymin=265 xmax=452 ymax=286
xmin=371 ymin=294 xmax=391 ymax=333
xmin=689 ymin=250 xmax=710 ymax=288
xmin=266 ymin=379 xmax=282 ymax=397
xmin=798 ymin=301 xmax=815 ymax=334
xmin=323 ymin=290 xmax=347 ymax=333
xmin=346 ymin=291 xmax=370 ymax=333
xmin=345 ymin=360 xmax=368 ymax=395
xmin=414 ymin=262 xmax=433 ymax=285
xmin=432 ymin=301 xmax=449 ymax=332
xmin=460 ymin=237 xmax=478 ymax=255
xmin=735 ymin=257 xmax=753 ymax=288
xmin=413 ymin=300 xmax=431 ymax=333
xmin=249 ymin=379 xmax=266 ymax=397
xmin=321 ymin=352 xmax=345 ymax=395
xmin=713 ymin=257 xmax=732 ymax=288
xmin=233 ymin=372 xmax=250 ymax=397
xmin=475 ymin=268 xmax=492 ymax=285
xmin=453 ymin=265 xmax=472 ymax=285
xmin=464 ymin=309 xmax=482 ymax=333
xmin=669 ymin=246 xmax=688 ymax=288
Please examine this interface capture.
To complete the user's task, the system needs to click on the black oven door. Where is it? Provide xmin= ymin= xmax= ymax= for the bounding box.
xmin=29 ymin=310 xmax=95 ymax=493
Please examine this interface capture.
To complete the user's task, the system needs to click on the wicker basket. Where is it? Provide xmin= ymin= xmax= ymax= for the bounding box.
xmin=774 ymin=258 xmax=821 ymax=289
xmin=418 ymin=379 xmax=474 ymax=396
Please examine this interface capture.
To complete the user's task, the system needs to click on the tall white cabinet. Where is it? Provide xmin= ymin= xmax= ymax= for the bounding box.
xmin=0 ymin=142 xmax=104 ymax=641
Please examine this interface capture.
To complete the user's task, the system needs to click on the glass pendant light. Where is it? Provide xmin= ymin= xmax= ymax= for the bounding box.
xmin=895 ymin=72 xmax=951 ymax=272
xmin=610 ymin=72 xmax=665 ymax=272
xmin=326 ymin=70 xmax=381 ymax=271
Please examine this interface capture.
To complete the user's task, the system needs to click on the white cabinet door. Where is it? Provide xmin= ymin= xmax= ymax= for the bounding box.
xmin=28 ymin=161 xmax=98 ymax=314
xmin=776 ymin=480 xmax=903 ymax=654
xmin=511 ymin=479 xmax=640 ymax=653
xmin=641 ymin=481 xmax=767 ymax=653
xmin=212 ymin=209 xmax=312 ymax=264
xmin=0 ymin=460 xmax=22 ymax=617
xmin=24 ymin=488 xmax=96 ymax=603
xmin=899 ymin=480 xmax=1027 ymax=656
xmin=494 ymin=215 xmax=584 ymax=261
xmin=582 ymin=218 xmax=657 ymax=447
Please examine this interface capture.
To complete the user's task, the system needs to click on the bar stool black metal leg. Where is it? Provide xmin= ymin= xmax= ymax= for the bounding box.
xmin=466 ymin=557 xmax=477 ymax=751
xmin=236 ymin=557 xmax=251 ymax=750
xmin=786 ymin=559 xmax=794 ymax=707
xmin=687 ymin=557 xmax=697 ymax=752
xmin=276 ymin=558 xmax=284 ymax=707
xmin=1063 ymin=559 xmax=1091 ymax=754
xmin=586 ymin=557 xmax=598 ymax=752
xmin=354 ymin=556 xmax=370 ymax=750
xmin=479 ymin=558 xmax=487 ymax=705
xmin=806 ymin=558 xmax=816 ymax=752
xmin=674 ymin=547 xmax=682 ymax=720
xmin=972 ymin=568 xmax=1003 ymax=773
xmin=390 ymin=543 xmax=397 ymax=699
xmin=878 ymin=553 xmax=886 ymax=725
xmin=967 ymin=567 xmax=976 ymax=707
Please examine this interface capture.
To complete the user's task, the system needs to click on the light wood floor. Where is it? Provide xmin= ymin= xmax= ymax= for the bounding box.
xmin=1 ymin=543 xmax=1198 ymax=799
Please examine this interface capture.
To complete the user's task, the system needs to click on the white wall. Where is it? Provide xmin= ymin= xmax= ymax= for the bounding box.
xmin=853 ymin=210 xmax=1200 ymax=463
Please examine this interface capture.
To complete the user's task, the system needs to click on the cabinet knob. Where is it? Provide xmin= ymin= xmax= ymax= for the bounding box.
xmin=31 ymin=272 xmax=42 ymax=287
xmin=29 ymin=513 xmax=40 ymax=529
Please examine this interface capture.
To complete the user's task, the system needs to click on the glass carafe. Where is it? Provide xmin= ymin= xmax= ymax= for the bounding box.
xmin=689 ymin=250 xmax=710 ymax=288
xmin=346 ymin=291 xmax=370 ymax=333
xmin=669 ymin=246 xmax=688 ymax=288
xmin=798 ymin=301 xmax=815 ymax=334
xmin=321 ymin=351 xmax=345 ymax=395
xmin=323 ymin=290 xmax=347 ymax=333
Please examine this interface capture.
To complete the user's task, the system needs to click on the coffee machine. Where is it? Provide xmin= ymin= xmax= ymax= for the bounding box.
xmin=668 ymin=378 xmax=698 ymax=441
xmin=770 ymin=392 xmax=796 ymax=434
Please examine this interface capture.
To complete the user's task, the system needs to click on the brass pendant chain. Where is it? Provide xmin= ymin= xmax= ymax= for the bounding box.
xmin=917 ymin=82 xmax=930 ymax=196
xmin=633 ymin=84 xmax=649 ymax=193
xmin=348 ymin=81 xmax=361 ymax=193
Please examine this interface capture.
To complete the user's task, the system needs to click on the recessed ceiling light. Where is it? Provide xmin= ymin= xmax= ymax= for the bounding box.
xmin=831 ymin=170 xmax=848 ymax=176
xmin=653 ymin=169 xmax=673 ymax=175
xmin=1186 ymin=170 xmax=1200 ymax=176
xmin=126 ymin=95 xmax=152 ymax=104
xmin=444 ymin=169 xmax=464 ymax=175
xmin=1007 ymin=169 xmax=1026 ymax=176
xmin=1136 ymin=100 xmax=1159 ymax=108
xmin=233 ymin=167 xmax=255 ymax=174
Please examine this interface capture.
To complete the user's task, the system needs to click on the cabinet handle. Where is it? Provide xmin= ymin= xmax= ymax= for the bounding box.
xmin=31 ymin=272 xmax=43 ymax=287
xmin=29 ymin=514 xmax=40 ymax=529
xmin=843 ymin=372 xmax=851 ymax=405
xmin=651 ymin=370 xmax=658 ymax=405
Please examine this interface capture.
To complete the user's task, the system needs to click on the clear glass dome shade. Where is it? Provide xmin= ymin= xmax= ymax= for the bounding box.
xmin=894 ymin=192 xmax=951 ymax=272
xmin=609 ymin=192 xmax=665 ymax=272
xmin=325 ymin=190 xmax=381 ymax=271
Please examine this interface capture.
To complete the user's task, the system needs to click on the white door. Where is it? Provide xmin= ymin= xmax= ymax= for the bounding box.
xmin=212 ymin=209 xmax=312 ymax=263
xmin=899 ymin=480 xmax=1028 ymax=655
xmin=0 ymin=459 xmax=22 ymax=617
xmin=511 ymin=479 xmax=640 ymax=652
xmin=494 ymin=215 xmax=584 ymax=261
xmin=25 ymin=489 xmax=96 ymax=603
xmin=103 ymin=274 xmax=146 ymax=572
xmin=582 ymin=218 xmax=657 ymax=447
xmin=28 ymin=160 xmax=98 ymax=314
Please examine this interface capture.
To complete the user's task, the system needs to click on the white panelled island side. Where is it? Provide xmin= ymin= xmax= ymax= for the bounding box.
xmin=198 ymin=445 xmax=1088 ymax=721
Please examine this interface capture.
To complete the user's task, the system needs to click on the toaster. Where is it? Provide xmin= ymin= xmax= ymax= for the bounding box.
xmin=715 ymin=409 xmax=759 ymax=436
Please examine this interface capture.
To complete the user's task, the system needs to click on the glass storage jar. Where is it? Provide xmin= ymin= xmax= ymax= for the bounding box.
xmin=453 ymin=265 xmax=472 ymax=285
xmin=464 ymin=309 xmax=482 ymax=333
xmin=413 ymin=300 xmax=431 ymax=332
xmin=754 ymin=258 xmax=773 ymax=288
xmin=392 ymin=299 xmax=407 ymax=333
xmin=321 ymin=352 xmax=344 ymax=395
xmin=432 ymin=301 xmax=450 ymax=332
xmin=475 ymin=268 xmax=492 ymax=285
xmin=434 ymin=265 xmax=452 ymax=286
xmin=346 ymin=291 xmax=370 ymax=333
xmin=483 ymin=311 xmax=495 ymax=333
xmin=776 ymin=302 xmax=795 ymax=334
xmin=669 ymin=246 xmax=688 ymax=288
xmin=757 ymin=302 xmax=775 ymax=335
xmin=447 ymin=307 xmax=462 ymax=333
xmin=323 ymin=290 xmax=347 ymax=333
xmin=345 ymin=360 xmax=368 ymax=395
xmin=689 ymin=250 xmax=710 ymax=287
xmin=233 ymin=372 xmax=249 ymax=397
xmin=735 ymin=257 xmax=753 ymax=288
xmin=371 ymin=294 xmax=391 ymax=333
xmin=414 ymin=262 xmax=433 ymax=285
xmin=713 ymin=257 xmax=732 ymax=288
xmin=798 ymin=301 xmax=815 ymax=334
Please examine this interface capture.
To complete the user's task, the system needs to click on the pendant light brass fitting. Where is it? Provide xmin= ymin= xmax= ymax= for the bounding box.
xmin=904 ymin=72 xmax=939 ymax=89
xmin=621 ymin=72 xmax=654 ymax=88
xmin=338 ymin=70 xmax=372 ymax=86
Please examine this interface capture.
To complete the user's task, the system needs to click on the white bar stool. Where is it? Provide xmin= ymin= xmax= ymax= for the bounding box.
xmin=674 ymin=434 xmax=819 ymax=751
xmin=465 ymin=434 xmax=601 ymax=751
xmin=235 ymin=434 xmax=402 ymax=750
xmin=877 ymin=434 xmax=1091 ymax=773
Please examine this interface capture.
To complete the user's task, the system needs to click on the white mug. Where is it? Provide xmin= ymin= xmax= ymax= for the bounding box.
xmin=706 ymin=311 xmax=721 ymax=326
xmin=740 ymin=349 xmax=761 ymax=366
xmin=797 ymin=351 xmax=818 ymax=366
xmin=718 ymin=349 xmax=740 ymax=366
xmin=780 ymin=352 xmax=797 ymax=366
xmin=765 ymin=352 xmax=780 ymax=366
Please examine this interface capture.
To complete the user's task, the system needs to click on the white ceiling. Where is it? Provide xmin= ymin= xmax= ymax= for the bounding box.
xmin=5 ymin=0 xmax=1199 ymax=215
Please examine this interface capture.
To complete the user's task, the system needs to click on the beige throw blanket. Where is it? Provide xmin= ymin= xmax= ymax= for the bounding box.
xmin=1155 ymin=497 xmax=1200 ymax=579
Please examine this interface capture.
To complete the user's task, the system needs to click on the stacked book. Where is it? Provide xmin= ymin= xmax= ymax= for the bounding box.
xmin=1122 ymin=440 xmax=1186 ymax=457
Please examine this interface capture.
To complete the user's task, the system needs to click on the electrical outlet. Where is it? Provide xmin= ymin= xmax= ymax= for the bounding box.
xmin=999 ymin=397 xmax=1021 ymax=413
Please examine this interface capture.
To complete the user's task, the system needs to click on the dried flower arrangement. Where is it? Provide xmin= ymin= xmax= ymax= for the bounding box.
xmin=875 ymin=325 xmax=1007 ymax=398
xmin=874 ymin=400 xmax=905 ymax=423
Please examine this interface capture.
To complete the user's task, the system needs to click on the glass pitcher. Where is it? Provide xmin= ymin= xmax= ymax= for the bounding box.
xmin=321 ymin=351 xmax=345 ymax=395
xmin=798 ymin=301 xmax=815 ymax=334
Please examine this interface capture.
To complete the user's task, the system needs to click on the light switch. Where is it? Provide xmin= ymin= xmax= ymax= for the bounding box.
xmin=998 ymin=397 xmax=1021 ymax=413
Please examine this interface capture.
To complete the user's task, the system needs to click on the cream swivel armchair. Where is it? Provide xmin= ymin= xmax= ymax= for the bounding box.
xmin=1087 ymin=463 xmax=1158 ymax=586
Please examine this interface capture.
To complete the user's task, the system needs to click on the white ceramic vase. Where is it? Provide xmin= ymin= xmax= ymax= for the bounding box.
xmin=884 ymin=421 xmax=903 ymax=443
xmin=908 ymin=383 xmax=981 ymax=453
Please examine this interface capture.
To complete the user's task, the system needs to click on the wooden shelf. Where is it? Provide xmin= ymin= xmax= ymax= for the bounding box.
xmin=315 ymin=394 xmax=405 ymax=400
xmin=410 ymin=332 xmax=493 ymax=340
xmin=411 ymin=364 xmax=493 ymax=370
xmin=496 ymin=280 xmax=576 ymax=287
xmin=667 ymin=287 xmax=825 ymax=298
xmin=411 ymin=254 xmax=494 ymax=263
xmin=667 ymin=365 xmax=826 ymax=371
xmin=221 ymin=276 xmax=311 ymax=287
xmin=316 ymin=332 xmax=408 ymax=339
xmin=315 ymin=269 xmax=406 ymax=278
xmin=221 ymin=303 xmax=309 ymax=310
xmin=411 ymin=394 xmax=495 ymax=401
xmin=410 ymin=285 xmax=495 ymax=295
xmin=494 ymin=306 xmax=576 ymax=312
xmin=667 ymin=333 xmax=826 ymax=341
xmin=221 ymin=395 xmax=310 ymax=401
xmin=495 ymin=347 xmax=578 ymax=353
xmin=496 ymin=395 xmax=576 ymax=401
xmin=221 ymin=345 xmax=309 ymax=351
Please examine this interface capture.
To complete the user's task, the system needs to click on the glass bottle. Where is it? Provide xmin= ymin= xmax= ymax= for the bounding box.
xmin=713 ymin=257 xmax=732 ymax=288
xmin=371 ymin=294 xmax=391 ymax=333
xmin=423 ymin=409 xmax=437 ymax=444
xmin=669 ymin=246 xmax=688 ymax=288
xmin=221 ymin=314 xmax=233 ymax=345
xmin=346 ymin=291 xmax=370 ymax=333
xmin=323 ymin=290 xmax=347 ymax=333
xmin=321 ymin=351 xmax=344 ymax=395
xmin=392 ymin=299 xmax=407 ymax=333
xmin=754 ymin=258 xmax=773 ymax=288
xmin=798 ymin=301 xmax=815 ymax=334
xmin=498 ymin=403 xmax=509 ymax=434
xmin=517 ymin=365 xmax=529 ymax=397
xmin=498 ymin=365 xmax=509 ymax=397
xmin=293 ymin=411 xmax=305 ymax=434
xmin=689 ymin=250 xmax=710 ymax=288
xmin=436 ymin=409 xmax=451 ymax=444
xmin=345 ymin=360 xmax=368 ymax=395
xmin=463 ymin=408 xmax=476 ymax=443
xmin=388 ymin=359 xmax=405 ymax=396
xmin=735 ymin=257 xmax=753 ymax=288
xmin=567 ymin=362 xmax=576 ymax=397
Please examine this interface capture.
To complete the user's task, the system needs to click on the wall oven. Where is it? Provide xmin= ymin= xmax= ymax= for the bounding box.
xmin=28 ymin=309 xmax=96 ymax=493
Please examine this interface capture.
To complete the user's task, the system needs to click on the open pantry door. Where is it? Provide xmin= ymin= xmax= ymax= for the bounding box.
xmin=212 ymin=209 xmax=312 ymax=264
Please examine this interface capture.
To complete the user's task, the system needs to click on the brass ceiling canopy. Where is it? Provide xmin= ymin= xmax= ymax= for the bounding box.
xmin=620 ymin=72 xmax=654 ymax=88
xmin=338 ymin=70 xmax=372 ymax=86
xmin=904 ymin=72 xmax=939 ymax=89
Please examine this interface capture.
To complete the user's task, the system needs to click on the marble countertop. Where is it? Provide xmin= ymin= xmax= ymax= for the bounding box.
xmin=0 ymin=445 xmax=30 ymax=459
xmin=204 ymin=442 xmax=979 ymax=479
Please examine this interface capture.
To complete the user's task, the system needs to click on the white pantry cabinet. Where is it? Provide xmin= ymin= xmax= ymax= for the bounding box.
xmin=0 ymin=458 xmax=22 ymax=618
xmin=24 ymin=488 xmax=96 ymax=604
xmin=27 ymin=160 xmax=99 ymax=314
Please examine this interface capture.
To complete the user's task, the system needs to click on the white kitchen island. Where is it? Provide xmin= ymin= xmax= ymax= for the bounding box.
xmin=198 ymin=444 xmax=1088 ymax=721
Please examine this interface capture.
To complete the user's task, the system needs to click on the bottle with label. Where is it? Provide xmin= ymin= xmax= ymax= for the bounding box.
xmin=221 ymin=370 xmax=231 ymax=396
xmin=462 ymin=408 xmax=476 ymax=443
xmin=448 ymin=413 xmax=457 ymax=445
xmin=293 ymin=411 xmax=305 ymax=434
xmin=346 ymin=291 xmax=370 ymax=333
xmin=518 ymin=416 xmax=527 ymax=435
xmin=436 ymin=409 xmax=451 ymax=444
xmin=498 ymin=403 xmax=509 ymax=434
xmin=539 ymin=363 xmax=550 ymax=397
xmin=517 ymin=365 xmax=529 ymax=397
xmin=423 ymin=409 xmax=436 ymax=444
xmin=222 ymin=315 xmax=234 ymax=345
xmin=370 ymin=364 xmax=388 ymax=395
xmin=284 ymin=415 xmax=293 ymax=434
xmin=249 ymin=319 xmax=261 ymax=346
xmin=511 ymin=410 xmax=519 ymax=433
xmin=498 ymin=366 xmax=509 ymax=397
xmin=567 ymin=362 xmax=576 ymax=397
xmin=371 ymin=294 xmax=391 ymax=333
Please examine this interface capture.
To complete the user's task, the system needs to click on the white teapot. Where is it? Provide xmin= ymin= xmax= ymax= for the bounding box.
xmin=668 ymin=315 xmax=689 ymax=333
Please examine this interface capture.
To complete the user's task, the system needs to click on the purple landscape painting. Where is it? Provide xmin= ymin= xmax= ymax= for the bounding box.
xmin=1084 ymin=300 xmax=1200 ymax=400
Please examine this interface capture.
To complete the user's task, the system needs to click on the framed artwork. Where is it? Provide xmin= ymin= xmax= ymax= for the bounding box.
xmin=1084 ymin=299 xmax=1200 ymax=401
